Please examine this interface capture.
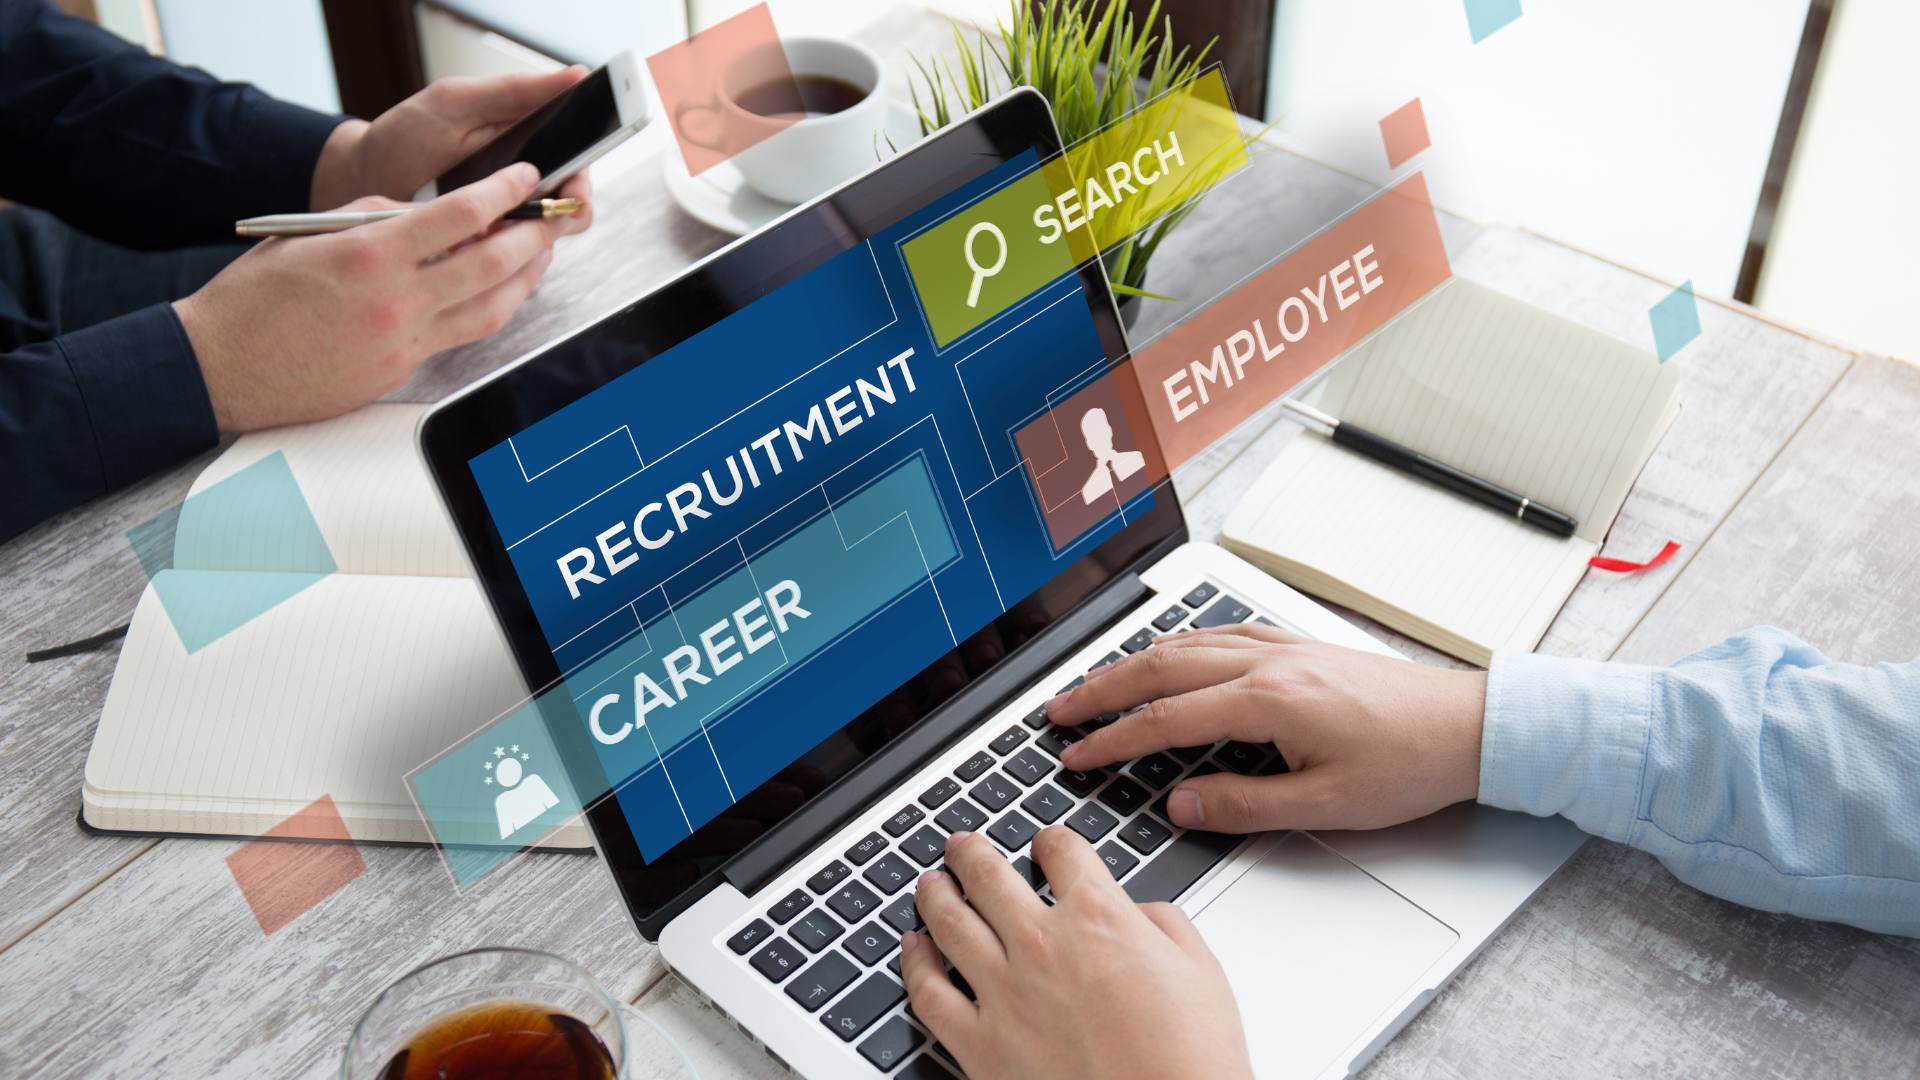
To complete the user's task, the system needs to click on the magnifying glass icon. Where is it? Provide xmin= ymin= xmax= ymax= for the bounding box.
xmin=963 ymin=221 xmax=1008 ymax=308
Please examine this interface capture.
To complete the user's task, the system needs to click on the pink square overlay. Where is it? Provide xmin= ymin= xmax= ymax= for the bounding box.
xmin=1379 ymin=98 xmax=1431 ymax=170
xmin=225 ymin=794 xmax=366 ymax=936
xmin=647 ymin=3 xmax=801 ymax=176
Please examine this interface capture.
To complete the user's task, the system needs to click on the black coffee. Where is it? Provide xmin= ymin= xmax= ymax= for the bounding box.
xmin=377 ymin=999 xmax=616 ymax=1080
xmin=734 ymin=74 xmax=870 ymax=119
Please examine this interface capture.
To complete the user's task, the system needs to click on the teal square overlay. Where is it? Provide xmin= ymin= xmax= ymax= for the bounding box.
xmin=127 ymin=451 xmax=336 ymax=654
xmin=1464 ymin=0 xmax=1522 ymax=43
xmin=1649 ymin=280 xmax=1702 ymax=362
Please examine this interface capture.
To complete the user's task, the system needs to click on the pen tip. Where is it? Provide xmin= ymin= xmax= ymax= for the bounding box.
xmin=543 ymin=197 xmax=585 ymax=217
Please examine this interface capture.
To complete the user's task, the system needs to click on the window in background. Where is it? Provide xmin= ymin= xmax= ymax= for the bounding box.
xmin=1263 ymin=0 xmax=1811 ymax=298
xmin=155 ymin=0 xmax=342 ymax=113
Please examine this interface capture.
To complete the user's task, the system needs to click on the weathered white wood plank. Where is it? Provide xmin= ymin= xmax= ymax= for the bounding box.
xmin=1367 ymin=352 xmax=1920 ymax=1080
xmin=1616 ymin=352 xmax=1920 ymax=666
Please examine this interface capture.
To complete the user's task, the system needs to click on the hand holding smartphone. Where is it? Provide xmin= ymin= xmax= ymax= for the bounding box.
xmin=415 ymin=50 xmax=651 ymax=200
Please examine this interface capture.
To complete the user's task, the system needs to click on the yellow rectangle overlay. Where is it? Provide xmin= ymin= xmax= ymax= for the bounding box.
xmin=903 ymin=69 xmax=1248 ymax=347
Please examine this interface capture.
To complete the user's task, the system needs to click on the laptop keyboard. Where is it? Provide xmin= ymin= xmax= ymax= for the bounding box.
xmin=720 ymin=581 xmax=1286 ymax=1076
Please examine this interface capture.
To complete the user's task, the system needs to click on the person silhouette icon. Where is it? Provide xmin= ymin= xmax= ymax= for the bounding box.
xmin=491 ymin=751 xmax=560 ymax=839
xmin=1078 ymin=406 xmax=1146 ymax=504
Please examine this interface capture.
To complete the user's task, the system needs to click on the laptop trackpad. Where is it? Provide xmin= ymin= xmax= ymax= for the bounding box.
xmin=1192 ymin=832 xmax=1458 ymax=1079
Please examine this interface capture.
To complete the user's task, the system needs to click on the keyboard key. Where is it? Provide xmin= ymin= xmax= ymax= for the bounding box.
xmin=883 ymin=805 xmax=927 ymax=837
xmin=1151 ymin=604 xmax=1187 ymax=632
xmin=785 ymin=951 xmax=859 ymax=1011
xmin=880 ymin=892 xmax=923 ymax=934
xmin=1120 ymin=815 xmax=1172 ymax=855
xmin=1056 ymin=676 xmax=1085 ymax=695
xmin=1003 ymin=747 xmax=1053 ymax=786
xmin=1123 ymin=829 xmax=1241 ymax=903
xmin=792 ymin=909 xmax=845 ymax=953
xmin=1019 ymin=783 xmax=1071 ymax=824
xmin=807 ymin=860 xmax=851 ymax=894
xmin=1191 ymin=595 xmax=1253 ymax=629
xmin=918 ymin=777 xmax=962 ymax=808
xmin=969 ymin=772 xmax=1018 ymax=811
xmin=900 ymin=1056 xmax=959 ymax=1080
xmin=749 ymin=937 xmax=806 ymax=982
xmin=1096 ymin=840 xmax=1139 ymax=880
xmin=1010 ymin=855 xmax=1047 ymax=890
xmin=934 ymin=797 xmax=987 ymax=834
xmin=769 ymin=888 xmax=809 ymax=925
xmin=988 ymin=810 xmax=1041 ymax=851
xmin=1255 ymin=615 xmax=1278 ymax=627
xmin=988 ymin=725 xmax=1029 ymax=755
xmin=1034 ymin=725 xmax=1083 ymax=759
xmin=846 ymin=831 xmax=889 ymax=866
xmin=1097 ymin=777 xmax=1151 ymax=816
xmin=953 ymin=751 xmax=995 ymax=782
xmin=901 ymin=825 xmax=947 ymax=867
xmin=863 ymin=853 xmax=918 ymax=895
xmin=844 ymin=921 xmax=899 ymax=966
xmin=1091 ymin=650 xmax=1124 ymax=672
xmin=1182 ymin=582 xmax=1218 ymax=608
xmin=859 ymin=1016 xmax=926 ymax=1069
xmin=726 ymin=918 xmax=773 ymax=955
xmin=1066 ymin=801 xmax=1119 ymax=842
xmin=1120 ymin=627 xmax=1156 ymax=653
xmin=889 ymin=954 xmax=903 ymax=977
xmin=1021 ymin=705 xmax=1050 ymax=729
xmin=821 ymin=974 xmax=906 ymax=1042
xmin=1128 ymin=752 xmax=1181 ymax=789
xmin=1167 ymin=744 xmax=1211 ymax=764
xmin=1057 ymin=766 xmax=1108 ymax=798
xmin=827 ymin=880 xmax=882 ymax=923
xmin=1215 ymin=741 xmax=1270 ymax=774
xmin=1258 ymin=752 xmax=1291 ymax=776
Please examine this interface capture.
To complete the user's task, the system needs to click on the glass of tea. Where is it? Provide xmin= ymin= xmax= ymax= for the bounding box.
xmin=341 ymin=947 xmax=626 ymax=1080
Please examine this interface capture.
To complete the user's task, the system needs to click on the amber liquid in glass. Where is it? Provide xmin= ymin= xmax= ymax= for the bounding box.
xmin=378 ymin=999 xmax=616 ymax=1080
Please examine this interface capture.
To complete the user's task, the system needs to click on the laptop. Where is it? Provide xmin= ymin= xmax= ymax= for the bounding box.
xmin=419 ymin=88 xmax=1585 ymax=1079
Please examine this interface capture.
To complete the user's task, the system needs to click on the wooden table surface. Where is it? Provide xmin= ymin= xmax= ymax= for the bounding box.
xmin=3 ymin=8 xmax=1916 ymax=1077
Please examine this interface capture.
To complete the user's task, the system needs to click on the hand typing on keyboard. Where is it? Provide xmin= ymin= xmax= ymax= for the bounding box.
xmin=1046 ymin=622 xmax=1487 ymax=833
xmin=901 ymin=827 xmax=1253 ymax=1080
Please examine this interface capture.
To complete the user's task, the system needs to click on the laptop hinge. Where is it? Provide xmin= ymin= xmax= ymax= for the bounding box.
xmin=721 ymin=571 xmax=1153 ymax=897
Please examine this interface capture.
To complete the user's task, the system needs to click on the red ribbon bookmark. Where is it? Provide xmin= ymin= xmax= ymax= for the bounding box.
xmin=1588 ymin=539 xmax=1680 ymax=574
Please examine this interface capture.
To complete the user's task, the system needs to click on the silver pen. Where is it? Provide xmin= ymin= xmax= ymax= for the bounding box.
xmin=234 ymin=197 xmax=584 ymax=237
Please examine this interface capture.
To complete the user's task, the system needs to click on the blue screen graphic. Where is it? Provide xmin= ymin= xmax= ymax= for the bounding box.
xmin=468 ymin=156 xmax=1155 ymax=859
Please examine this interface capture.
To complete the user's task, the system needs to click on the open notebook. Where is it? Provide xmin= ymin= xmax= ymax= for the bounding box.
xmin=84 ymin=404 xmax=587 ymax=846
xmin=1222 ymin=277 xmax=1681 ymax=666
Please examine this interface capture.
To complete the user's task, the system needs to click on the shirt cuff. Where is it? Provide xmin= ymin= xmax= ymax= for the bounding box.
xmin=57 ymin=302 xmax=218 ymax=491
xmin=1479 ymin=650 xmax=1660 ymax=843
xmin=228 ymin=87 xmax=347 ymax=218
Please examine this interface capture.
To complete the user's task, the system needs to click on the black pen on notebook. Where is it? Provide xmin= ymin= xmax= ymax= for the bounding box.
xmin=233 ymin=197 xmax=585 ymax=237
xmin=1280 ymin=398 xmax=1579 ymax=537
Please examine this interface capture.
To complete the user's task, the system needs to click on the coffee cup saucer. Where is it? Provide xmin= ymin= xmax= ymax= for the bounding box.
xmin=662 ymin=98 xmax=926 ymax=237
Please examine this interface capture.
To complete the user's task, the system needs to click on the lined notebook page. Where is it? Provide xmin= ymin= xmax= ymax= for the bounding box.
xmin=1226 ymin=435 xmax=1597 ymax=663
xmin=1222 ymin=277 xmax=1680 ymax=663
xmin=182 ymin=403 xmax=469 ymax=578
xmin=83 ymin=574 xmax=585 ymax=843
xmin=1327 ymin=277 xmax=1680 ymax=543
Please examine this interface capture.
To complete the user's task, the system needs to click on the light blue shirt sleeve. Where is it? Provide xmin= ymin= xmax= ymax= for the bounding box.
xmin=1479 ymin=626 xmax=1920 ymax=937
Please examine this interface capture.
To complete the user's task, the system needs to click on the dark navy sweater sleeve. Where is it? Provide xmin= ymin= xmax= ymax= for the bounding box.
xmin=0 ymin=0 xmax=345 ymax=248
xmin=1 ymin=0 xmax=347 ymax=540
xmin=1 ymin=303 xmax=218 ymax=541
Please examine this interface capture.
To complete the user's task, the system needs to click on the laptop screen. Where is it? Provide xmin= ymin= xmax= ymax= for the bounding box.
xmin=428 ymin=93 xmax=1180 ymax=929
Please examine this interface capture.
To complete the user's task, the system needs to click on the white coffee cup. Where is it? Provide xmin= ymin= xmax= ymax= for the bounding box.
xmin=681 ymin=37 xmax=888 ymax=205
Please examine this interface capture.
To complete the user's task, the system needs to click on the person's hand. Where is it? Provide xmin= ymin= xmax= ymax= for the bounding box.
xmin=310 ymin=68 xmax=594 ymax=237
xmin=1046 ymin=623 xmax=1487 ymax=832
xmin=902 ymin=827 xmax=1253 ymax=1080
xmin=175 ymin=163 xmax=559 ymax=432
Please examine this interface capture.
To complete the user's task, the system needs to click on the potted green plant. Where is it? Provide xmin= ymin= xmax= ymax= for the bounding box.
xmin=905 ymin=0 xmax=1220 ymax=326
